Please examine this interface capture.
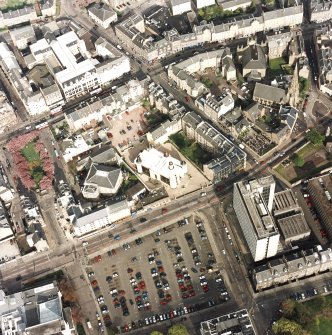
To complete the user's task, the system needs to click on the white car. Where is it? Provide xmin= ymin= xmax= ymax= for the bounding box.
xmin=222 ymin=249 xmax=226 ymax=255
xmin=201 ymin=192 xmax=207 ymax=197
xmin=112 ymin=272 xmax=119 ymax=278
xmin=183 ymin=306 xmax=188 ymax=314
xmin=82 ymin=241 xmax=88 ymax=247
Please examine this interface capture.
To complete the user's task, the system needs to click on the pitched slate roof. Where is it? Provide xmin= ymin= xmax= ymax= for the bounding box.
xmin=85 ymin=163 xmax=122 ymax=190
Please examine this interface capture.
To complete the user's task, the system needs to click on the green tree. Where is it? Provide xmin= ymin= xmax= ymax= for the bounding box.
xmin=305 ymin=128 xmax=325 ymax=147
xmin=151 ymin=332 xmax=164 ymax=335
xmin=167 ymin=324 xmax=189 ymax=335
xmin=272 ymin=318 xmax=303 ymax=335
xmin=292 ymin=153 xmax=304 ymax=167
xmin=280 ymin=299 xmax=296 ymax=318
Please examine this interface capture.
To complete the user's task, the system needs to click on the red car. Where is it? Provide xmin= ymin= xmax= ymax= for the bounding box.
xmin=188 ymin=290 xmax=196 ymax=297
xmin=160 ymin=299 xmax=168 ymax=305
xmin=91 ymin=280 xmax=98 ymax=286
xmin=166 ymin=294 xmax=172 ymax=301
xmin=158 ymin=266 xmax=164 ymax=273
xmin=138 ymin=281 xmax=146 ymax=289
xmin=202 ymin=285 xmax=209 ymax=293
xmin=135 ymin=296 xmax=141 ymax=302
xmin=182 ymin=293 xmax=189 ymax=299
xmin=161 ymin=208 xmax=168 ymax=214
xmin=94 ymin=255 xmax=102 ymax=262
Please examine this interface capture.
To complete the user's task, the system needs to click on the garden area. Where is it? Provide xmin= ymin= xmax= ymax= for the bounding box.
xmin=169 ymin=132 xmax=213 ymax=168
xmin=197 ymin=3 xmax=255 ymax=22
xmin=273 ymin=295 xmax=332 ymax=335
xmin=8 ymin=131 xmax=54 ymax=190
xmin=268 ymin=57 xmax=288 ymax=77
xmin=274 ymin=129 xmax=330 ymax=183
xmin=0 ymin=0 xmax=34 ymax=11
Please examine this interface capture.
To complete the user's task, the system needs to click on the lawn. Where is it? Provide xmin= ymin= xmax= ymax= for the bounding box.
xmin=312 ymin=318 xmax=332 ymax=335
xmin=304 ymin=295 xmax=332 ymax=335
xmin=21 ymin=141 xmax=45 ymax=186
xmin=269 ymin=57 xmax=287 ymax=76
xmin=170 ymin=132 xmax=212 ymax=168
xmin=21 ymin=142 xmax=41 ymax=162
xmin=274 ymin=143 xmax=332 ymax=183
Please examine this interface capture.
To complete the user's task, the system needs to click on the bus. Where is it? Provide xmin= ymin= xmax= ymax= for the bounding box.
xmin=35 ymin=121 xmax=48 ymax=130
xmin=90 ymin=87 xmax=102 ymax=96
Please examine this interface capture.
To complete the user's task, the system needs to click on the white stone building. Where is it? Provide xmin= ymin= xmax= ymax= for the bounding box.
xmin=29 ymin=30 xmax=130 ymax=100
xmin=171 ymin=0 xmax=192 ymax=15
xmin=134 ymin=147 xmax=188 ymax=189
xmin=88 ymin=3 xmax=117 ymax=29
xmin=26 ymin=91 xmax=48 ymax=116
xmin=9 ymin=25 xmax=36 ymax=50
xmin=311 ymin=0 xmax=332 ymax=23
xmin=0 ymin=91 xmax=18 ymax=133
xmin=65 ymin=79 xmax=144 ymax=131
xmin=195 ymin=92 xmax=234 ymax=122
xmin=72 ymin=200 xmax=131 ymax=236
xmin=195 ymin=0 xmax=215 ymax=8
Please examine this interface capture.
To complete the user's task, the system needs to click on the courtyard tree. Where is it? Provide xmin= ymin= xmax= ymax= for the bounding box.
xmin=167 ymin=324 xmax=189 ymax=335
xmin=272 ymin=318 xmax=303 ymax=335
xmin=151 ymin=332 xmax=164 ymax=335
xmin=280 ymin=299 xmax=296 ymax=318
xmin=305 ymin=128 xmax=325 ymax=147
xmin=292 ymin=153 xmax=304 ymax=167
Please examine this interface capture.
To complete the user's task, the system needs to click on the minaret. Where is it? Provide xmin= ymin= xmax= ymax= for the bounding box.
xmin=287 ymin=62 xmax=299 ymax=107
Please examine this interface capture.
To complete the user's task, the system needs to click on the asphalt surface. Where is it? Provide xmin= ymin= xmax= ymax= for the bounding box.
xmin=0 ymin=2 xmax=331 ymax=335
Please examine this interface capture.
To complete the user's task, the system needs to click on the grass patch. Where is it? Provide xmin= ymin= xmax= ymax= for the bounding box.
xmin=300 ymin=77 xmax=310 ymax=99
xmin=146 ymin=112 xmax=169 ymax=128
xmin=170 ymin=132 xmax=213 ymax=168
xmin=21 ymin=142 xmax=41 ymax=162
xmin=201 ymin=76 xmax=213 ymax=88
xmin=312 ymin=318 xmax=332 ymax=335
xmin=269 ymin=57 xmax=287 ymax=76
xmin=297 ymin=143 xmax=317 ymax=157
xmin=21 ymin=141 xmax=45 ymax=186
xmin=76 ymin=324 xmax=86 ymax=335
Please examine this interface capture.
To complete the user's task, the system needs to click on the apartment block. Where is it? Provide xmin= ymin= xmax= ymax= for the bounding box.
xmin=308 ymin=173 xmax=332 ymax=241
xmin=182 ymin=111 xmax=246 ymax=182
xmin=252 ymin=246 xmax=332 ymax=290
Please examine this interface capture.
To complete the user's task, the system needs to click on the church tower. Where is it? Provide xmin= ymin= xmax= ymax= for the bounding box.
xmin=287 ymin=62 xmax=300 ymax=107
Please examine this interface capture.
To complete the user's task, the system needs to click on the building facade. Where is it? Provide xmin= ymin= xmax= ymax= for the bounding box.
xmin=252 ymin=246 xmax=332 ymax=290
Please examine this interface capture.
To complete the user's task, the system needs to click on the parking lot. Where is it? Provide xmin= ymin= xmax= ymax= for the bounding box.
xmin=107 ymin=107 xmax=148 ymax=151
xmin=85 ymin=215 xmax=230 ymax=332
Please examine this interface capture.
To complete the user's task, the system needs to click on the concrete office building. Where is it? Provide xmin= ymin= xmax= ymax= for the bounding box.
xmin=134 ymin=147 xmax=188 ymax=189
xmin=273 ymin=189 xmax=310 ymax=244
xmin=200 ymin=309 xmax=255 ymax=335
xmin=233 ymin=176 xmax=280 ymax=262
xmin=0 ymin=282 xmax=74 ymax=334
